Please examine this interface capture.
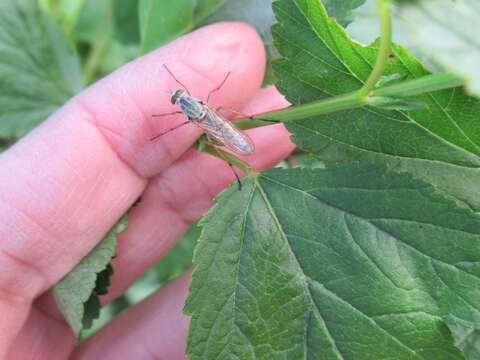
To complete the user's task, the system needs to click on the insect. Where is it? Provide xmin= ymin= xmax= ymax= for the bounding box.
xmin=151 ymin=64 xmax=257 ymax=189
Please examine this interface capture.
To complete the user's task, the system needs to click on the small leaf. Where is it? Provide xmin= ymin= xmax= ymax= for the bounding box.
xmin=0 ymin=0 xmax=83 ymax=139
xmin=53 ymin=215 xmax=129 ymax=336
xmin=398 ymin=0 xmax=480 ymax=97
xmin=185 ymin=164 xmax=479 ymax=359
xmin=139 ymin=0 xmax=196 ymax=53
xmin=273 ymin=0 xmax=480 ymax=209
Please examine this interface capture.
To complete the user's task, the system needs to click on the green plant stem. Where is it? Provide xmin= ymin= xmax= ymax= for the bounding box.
xmin=373 ymin=72 xmax=464 ymax=97
xmin=236 ymin=72 xmax=464 ymax=130
xmin=357 ymin=0 xmax=392 ymax=98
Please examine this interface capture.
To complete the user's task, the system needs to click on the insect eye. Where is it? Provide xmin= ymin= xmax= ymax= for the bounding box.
xmin=171 ymin=90 xmax=183 ymax=104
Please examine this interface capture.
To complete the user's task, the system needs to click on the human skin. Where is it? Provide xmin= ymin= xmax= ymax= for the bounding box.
xmin=0 ymin=22 xmax=293 ymax=359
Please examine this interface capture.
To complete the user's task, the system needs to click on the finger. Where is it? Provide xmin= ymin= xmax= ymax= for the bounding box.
xmin=6 ymin=304 xmax=75 ymax=360
xmin=0 ymin=22 xmax=265 ymax=354
xmin=105 ymin=86 xmax=292 ymax=301
xmin=72 ymin=271 xmax=191 ymax=360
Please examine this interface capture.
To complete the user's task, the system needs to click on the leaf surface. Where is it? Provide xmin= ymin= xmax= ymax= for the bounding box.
xmin=273 ymin=0 xmax=480 ymax=209
xmin=185 ymin=164 xmax=480 ymax=359
xmin=0 ymin=0 xmax=83 ymax=139
xmin=53 ymin=215 xmax=129 ymax=336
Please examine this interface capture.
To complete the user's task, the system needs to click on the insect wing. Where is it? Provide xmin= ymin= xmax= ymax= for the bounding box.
xmin=195 ymin=108 xmax=255 ymax=155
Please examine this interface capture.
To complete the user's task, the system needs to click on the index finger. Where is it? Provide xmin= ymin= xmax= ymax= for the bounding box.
xmin=0 ymin=22 xmax=265 ymax=351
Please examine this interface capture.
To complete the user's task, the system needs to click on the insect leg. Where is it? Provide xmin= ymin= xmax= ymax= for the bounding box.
xmin=152 ymin=111 xmax=183 ymax=117
xmin=228 ymin=162 xmax=242 ymax=191
xmin=216 ymin=106 xmax=279 ymax=124
xmin=210 ymin=146 xmax=244 ymax=191
xmin=150 ymin=120 xmax=191 ymax=141
xmin=207 ymin=71 xmax=231 ymax=103
xmin=163 ymin=64 xmax=192 ymax=95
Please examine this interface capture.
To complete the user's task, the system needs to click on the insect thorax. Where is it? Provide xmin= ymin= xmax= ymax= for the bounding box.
xmin=178 ymin=94 xmax=206 ymax=120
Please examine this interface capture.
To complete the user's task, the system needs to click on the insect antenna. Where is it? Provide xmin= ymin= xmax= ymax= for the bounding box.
xmin=152 ymin=111 xmax=183 ymax=117
xmin=207 ymin=71 xmax=231 ymax=103
xmin=163 ymin=64 xmax=191 ymax=95
xmin=150 ymin=120 xmax=191 ymax=141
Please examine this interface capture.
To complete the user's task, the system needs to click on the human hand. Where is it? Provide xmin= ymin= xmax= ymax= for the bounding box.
xmin=0 ymin=22 xmax=293 ymax=359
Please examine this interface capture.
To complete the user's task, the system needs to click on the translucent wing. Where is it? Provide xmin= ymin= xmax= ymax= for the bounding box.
xmin=193 ymin=108 xmax=255 ymax=155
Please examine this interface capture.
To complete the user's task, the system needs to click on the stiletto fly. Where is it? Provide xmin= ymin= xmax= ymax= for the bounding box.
xmin=150 ymin=65 xmax=257 ymax=189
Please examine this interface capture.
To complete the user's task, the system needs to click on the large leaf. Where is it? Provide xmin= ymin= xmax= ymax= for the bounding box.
xmin=53 ymin=215 xmax=129 ymax=336
xmin=272 ymin=0 xmax=480 ymax=209
xmin=139 ymin=0 xmax=196 ymax=53
xmin=185 ymin=164 xmax=480 ymax=359
xmin=398 ymin=0 xmax=480 ymax=97
xmin=0 ymin=0 xmax=83 ymax=139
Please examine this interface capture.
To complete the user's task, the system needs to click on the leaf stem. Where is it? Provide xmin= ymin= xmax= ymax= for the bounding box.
xmin=373 ymin=72 xmax=464 ymax=98
xmin=357 ymin=0 xmax=392 ymax=98
xmin=235 ymin=72 xmax=464 ymax=130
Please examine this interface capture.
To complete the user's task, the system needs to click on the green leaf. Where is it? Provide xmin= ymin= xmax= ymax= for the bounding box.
xmin=0 ymin=0 xmax=83 ymax=139
xmin=272 ymin=0 xmax=480 ymax=209
xmin=185 ymin=164 xmax=480 ymax=359
xmin=53 ymin=215 xmax=129 ymax=336
xmin=398 ymin=0 xmax=480 ymax=97
xmin=446 ymin=316 xmax=480 ymax=359
xmin=139 ymin=0 xmax=196 ymax=54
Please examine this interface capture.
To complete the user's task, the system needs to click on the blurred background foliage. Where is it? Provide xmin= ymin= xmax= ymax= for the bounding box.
xmin=1 ymin=0 xmax=379 ymax=338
